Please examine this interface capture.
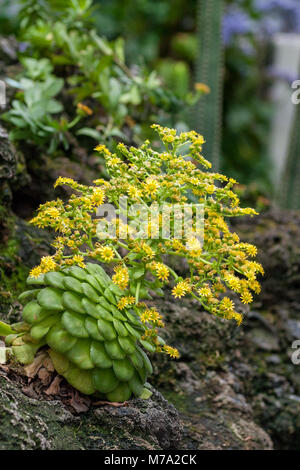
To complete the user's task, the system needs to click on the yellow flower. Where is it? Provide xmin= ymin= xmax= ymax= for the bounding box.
xmin=107 ymin=157 xmax=122 ymax=167
xmin=97 ymin=246 xmax=114 ymax=263
xmin=194 ymin=82 xmax=210 ymax=94
xmin=93 ymin=178 xmax=109 ymax=186
xmin=163 ymin=345 xmax=179 ymax=359
xmin=248 ymin=279 xmax=261 ymax=294
xmin=127 ymin=185 xmax=142 ymax=199
xmin=140 ymin=309 xmax=152 ymax=324
xmin=240 ymin=290 xmax=253 ymax=304
xmin=232 ymin=312 xmax=243 ymax=326
xmin=54 ymin=177 xmax=77 ymax=189
xmin=149 ymin=309 xmax=164 ymax=327
xmin=139 ymin=241 xmax=155 ymax=260
xmin=224 ymin=273 xmax=241 ymax=292
xmin=140 ymin=308 xmax=164 ymax=327
xmin=251 ymin=262 xmax=264 ymax=275
xmin=73 ymin=255 xmax=86 ymax=268
xmin=220 ymin=297 xmax=234 ymax=312
xmin=45 ymin=207 xmax=60 ymax=218
xmin=153 ymin=262 xmax=169 ymax=282
xmin=117 ymin=296 xmax=135 ymax=310
xmin=172 ymin=280 xmax=191 ymax=298
xmin=77 ymin=102 xmax=93 ymax=115
xmin=91 ymin=188 xmax=105 ymax=206
xmin=172 ymin=239 xmax=185 ymax=252
xmin=186 ymin=236 xmax=202 ymax=254
xmin=198 ymin=287 xmax=212 ymax=298
xmin=29 ymin=266 xmax=42 ymax=278
xmin=143 ymin=177 xmax=159 ymax=197
xmin=239 ymin=243 xmax=258 ymax=257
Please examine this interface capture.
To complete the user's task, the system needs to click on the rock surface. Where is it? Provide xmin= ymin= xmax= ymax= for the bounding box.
xmin=0 ymin=358 xmax=271 ymax=450
xmin=0 ymin=369 xmax=182 ymax=450
xmin=1 ymin=209 xmax=300 ymax=450
xmin=0 ymin=211 xmax=299 ymax=449
xmin=151 ymin=210 xmax=300 ymax=450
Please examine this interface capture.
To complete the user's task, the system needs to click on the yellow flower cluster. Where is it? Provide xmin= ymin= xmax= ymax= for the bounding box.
xmin=28 ymin=124 xmax=263 ymax=365
xmin=198 ymin=286 xmax=212 ymax=298
xmin=163 ymin=345 xmax=180 ymax=359
xmin=30 ymin=256 xmax=57 ymax=277
xmin=117 ymin=296 xmax=135 ymax=310
xmin=140 ymin=308 xmax=165 ymax=328
xmin=133 ymin=241 xmax=155 ymax=260
xmin=112 ymin=266 xmax=129 ymax=290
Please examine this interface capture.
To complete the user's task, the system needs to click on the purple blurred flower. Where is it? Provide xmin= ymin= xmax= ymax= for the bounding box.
xmin=223 ymin=0 xmax=300 ymax=47
xmin=255 ymin=0 xmax=300 ymax=35
xmin=267 ymin=65 xmax=299 ymax=85
xmin=222 ymin=7 xmax=255 ymax=45
xmin=256 ymin=0 xmax=298 ymax=13
xmin=19 ymin=42 xmax=29 ymax=53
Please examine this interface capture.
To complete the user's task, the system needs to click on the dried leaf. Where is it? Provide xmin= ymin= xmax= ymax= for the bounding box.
xmin=23 ymin=351 xmax=48 ymax=378
xmin=69 ymin=390 xmax=91 ymax=413
xmin=43 ymin=356 xmax=55 ymax=372
xmin=38 ymin=367 xmax=52 ymax=386
xmin=45 ymin=375 xmax=62 ymax=395
xmin=22 ymin=383 xmax=38 ymax=399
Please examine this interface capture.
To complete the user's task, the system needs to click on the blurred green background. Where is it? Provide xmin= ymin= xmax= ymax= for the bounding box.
xmin=1 ymin=0 xmax=300 ymax=208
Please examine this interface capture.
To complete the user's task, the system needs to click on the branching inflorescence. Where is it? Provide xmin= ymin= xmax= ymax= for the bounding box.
xmin=0 ymin=125 xmax=263 ymax=401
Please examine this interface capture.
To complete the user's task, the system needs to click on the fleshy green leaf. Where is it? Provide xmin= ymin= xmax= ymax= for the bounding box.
xmin=0 ymin=321 xmax=16 ymax=337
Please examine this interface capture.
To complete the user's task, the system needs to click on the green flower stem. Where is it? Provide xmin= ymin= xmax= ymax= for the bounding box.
xmin=135 ymin=281 xmax=141 ymax=304
xmin=168 ymin=267 xmax=179 ymax=281
xmin=168 ymin=251 xmax=213 ymax=266
xmin=116 ymin=241 xmax=129 ymax=251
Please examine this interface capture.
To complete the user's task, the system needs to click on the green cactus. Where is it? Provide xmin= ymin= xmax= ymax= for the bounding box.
xmin=194 ymin=0 xmax=224 ymax=169
xmin=278 ymin=98 xmax=300 ymax=209
xmin=6 ymin=263 xmax=154 ymax=401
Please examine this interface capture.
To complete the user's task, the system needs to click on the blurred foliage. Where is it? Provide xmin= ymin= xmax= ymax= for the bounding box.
xmin=94 ymin=0 xmax=198 ymax=65
xmin=222 ymin=31 xmax=273 ymax=189
xmin=1 ymin=0 xmax=201 ymax=154
xmin=1 ymin=0 xmax=299 ymax=198
xmin=93 ymin=0 xmax=274 ymax=194
xmin=222 ymin=0 xmax=273 ymax=193
xmin=0 ymin=0 xmax=21 ymax=35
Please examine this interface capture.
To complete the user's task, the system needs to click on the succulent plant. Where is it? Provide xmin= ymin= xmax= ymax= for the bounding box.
xmin=0 ymin=125 xmax=262 ymax=401
xmin=5 ymin=263 xmax=154 ymax=402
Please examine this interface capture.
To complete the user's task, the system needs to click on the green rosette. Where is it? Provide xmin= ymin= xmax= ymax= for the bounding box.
xmin=13 ymin=263 xmax=153 ymax=401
